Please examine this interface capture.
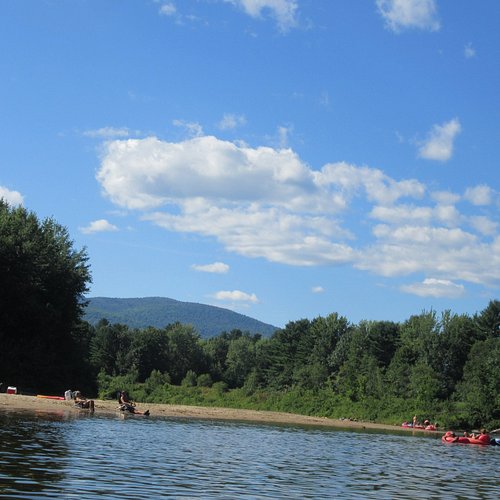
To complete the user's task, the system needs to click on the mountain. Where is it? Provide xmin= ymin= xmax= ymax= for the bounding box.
xmin=83 ymin=297 xmax=279 ymax=338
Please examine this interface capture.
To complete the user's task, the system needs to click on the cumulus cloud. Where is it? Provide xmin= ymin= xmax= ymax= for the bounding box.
xmin=464 ymin=185 xmax=493 ymax=206
xmin=0 ymin=186 xmax=24 ymax=206
xmin=225 ymin=0 xmax=299 ymax=32
xmin=468 ymin=216 xmax=497 ymax=236
xmin=401 ymin=278 xmax=465 ymax=298
xmin=316 ymin=162 xmax=425 ymax=205
xmin=418 ymin=118 xmax=461 ymax=162
xmin=96 ymin=134 xmax=499 ymax=290
xmin=311 ymin=286 xmax=325 ymax=293
xmin=431 ymin=190 xmax=460 ymax=205
xmin=80 ymin=219 xmax=119 ymax=234
xmin=213 ymin=290 xmax=259 ymax=303
xmin=360 ymin=225 xmax=500 ymax=287
xmin=376 ymin=0 xmax=440 ymax=32
xmin=192 ymin=262 xmax=230 ymax=273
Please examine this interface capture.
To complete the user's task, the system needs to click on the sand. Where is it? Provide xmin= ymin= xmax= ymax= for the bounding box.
xmin=0 ymin=393 xmax=427 ymax=434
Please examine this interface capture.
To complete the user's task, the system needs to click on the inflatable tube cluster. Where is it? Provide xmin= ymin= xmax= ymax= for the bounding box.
xmin=402 ymin=422 xmax=437 ymax=431
xmin=442 ymin=431 xmax=497 ymax=446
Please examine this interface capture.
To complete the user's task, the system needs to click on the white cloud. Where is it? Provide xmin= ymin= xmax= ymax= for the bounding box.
xmin=0 ymin=186 xmax=24 ymax=206
xmin=192 ymin=262 xmax=230 ymax=273
xmin=96 ymin=134 xmax=499 ymax=290
xmin=145 ymin=206 xmax=355 ymax=266
xmin=464 ymin=184 xmax=493 ymax=206
xmin=84 ymin=127 xmax=130 ymax=138
xmin=218 ymin=113 xmax=247 ymax=130
xmin=418 ymin=118 xmax=461 ymax=162
xmin=172 ymin=119 xmax=203 ymax=137
xmin=370 ymin=204 xmax=432 ymax=224
xmin=431 ymin=190 xmax=460 ymax=205
xmin=376 ymin=0 xmax=440 ymax=32
xmin=468 ymin=216 xmax=497 ymax=236
xmin=80 ymin=219 xmax=119 ymax=234
xmin=360 ymin=226 xmax=499 ymax=286
xmin=97 ymin=136 xmax=321 ymax=212
xmin=225 ymin=0 xmax=299 ymax=32
xmin=312 ymin=286 xmax=325 ymax=293
xmin=214 ymin=290 xmax=259 ymax=303
xmin=464 ymin=43 xmax=476 ymax=59
xmin=277 ymin=125 xmax=291 ymax=148
xmin=159 ymin=2 xmax=176 ymax=16
xmin=401 ymin=278 xmax=465 ymax=298
xmin=316 ymin=162 xmax=425 ymax=206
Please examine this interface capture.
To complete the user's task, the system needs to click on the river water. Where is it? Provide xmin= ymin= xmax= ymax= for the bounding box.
xmin=0 ymin=409 xmax=498 ymax=499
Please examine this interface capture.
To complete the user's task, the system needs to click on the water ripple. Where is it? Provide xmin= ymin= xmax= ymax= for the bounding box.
xmin=0 ymin=410 xmax=499 ymax=499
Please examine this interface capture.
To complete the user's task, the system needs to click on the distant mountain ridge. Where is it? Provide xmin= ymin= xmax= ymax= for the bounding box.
xmin=83 ymin=297 xmax=279 ymax=338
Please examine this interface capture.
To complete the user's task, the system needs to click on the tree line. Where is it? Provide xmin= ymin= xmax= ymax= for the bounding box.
xmin=1 ymin=200 xmax=498 ymax=428
xmin=88 ymin=304 xmax=499 ymax=428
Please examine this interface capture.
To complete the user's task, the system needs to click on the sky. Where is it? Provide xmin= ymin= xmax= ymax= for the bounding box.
xmin=1 ymin=0 xmax=499 ymax=328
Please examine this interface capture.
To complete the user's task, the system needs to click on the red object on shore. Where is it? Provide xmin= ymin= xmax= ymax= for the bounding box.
xmin=6 ymin=386 xmax=17 ymax=394
xmin=402 ymin=422 xmax=437 ymax=431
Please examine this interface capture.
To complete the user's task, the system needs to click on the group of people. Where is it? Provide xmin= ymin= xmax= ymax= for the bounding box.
xmin=443 ymin=428 xmax=493 ymax=445
xmin=71 ymin=390 xmax=150 ymax=416
xmin=404 ymin=415 xmax=437 ymax=430
xmin=413 ymin=415 xmax=433 ymax=427
xmin=463 ymin=429 xmax=491 ymax=443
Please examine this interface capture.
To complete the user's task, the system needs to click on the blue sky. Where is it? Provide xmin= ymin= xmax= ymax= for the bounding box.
xmin=1 ymin=0 xmax=498 ymax=328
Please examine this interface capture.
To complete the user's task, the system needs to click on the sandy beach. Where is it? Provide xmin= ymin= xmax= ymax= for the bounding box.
xmin=0 ymin=393 xmax=431 ymax=434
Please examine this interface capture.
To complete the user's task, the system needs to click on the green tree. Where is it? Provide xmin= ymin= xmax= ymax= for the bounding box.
xmin=308 ymin=313 xmax=350 ymax=374
xmin=90 ymin=320 xmax=132 ymax=376
xmin=0 ymin=200 xmax=91 ymax=392
xmin=165 ymin=323 xmax=205 ymax=384
xmin=203 ymin=335 xmax=230 ymax=381
xmin=224 ymin=336 xmax=256 ymax=388
xmin=474 ymin=300 xmax=500 ymax=340
xmin=127 ymin=327 xmax=170 ymax=382
xmin=458 ymin=337 xmax=500 ymax=427
xmin=361 ymin=320 xmax=400 ymax=368
xmin=434 ymin=311 xmax=476 ymax=397
xmin=267 ymin=319 xmax=311 ymax=389
xmin=409 ymin=362 xmax=443 ymax=404
xmin=333 ymin=326 xmax=384 ymax=401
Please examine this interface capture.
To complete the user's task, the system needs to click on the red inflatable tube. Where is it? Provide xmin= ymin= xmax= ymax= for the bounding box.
xmin=442 ymin=431 xmax=491 ymax=445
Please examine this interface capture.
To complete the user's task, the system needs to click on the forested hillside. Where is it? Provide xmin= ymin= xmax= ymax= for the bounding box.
xmin=92 ymin=302 xmax=499 ymax=429
xmin=2 ymin=201 xmax=499 ymax=430
xmin=84 ymin=297 xmax=278 ymax=338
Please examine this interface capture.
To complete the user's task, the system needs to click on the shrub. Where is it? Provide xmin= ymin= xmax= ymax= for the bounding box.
xmin=197 ymin=373 xmax=213 ymax=387
xmin=181 ymin=370 xmax=197 ymax=387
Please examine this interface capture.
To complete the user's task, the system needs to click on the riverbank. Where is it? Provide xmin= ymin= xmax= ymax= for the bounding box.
xmin=0 ymin=393 xmax=435 ymax=434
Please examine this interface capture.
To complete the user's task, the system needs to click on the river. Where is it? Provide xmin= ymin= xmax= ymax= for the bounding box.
xmin=0 ymin=409 xmax=498 ymax=499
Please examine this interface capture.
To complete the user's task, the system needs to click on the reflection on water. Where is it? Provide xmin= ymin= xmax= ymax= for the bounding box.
xmin=0 ymin=409 xmax=73 ymax=496
xmin=0 ymin=408 xmax=499 ymax=499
